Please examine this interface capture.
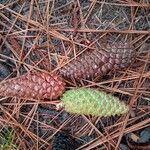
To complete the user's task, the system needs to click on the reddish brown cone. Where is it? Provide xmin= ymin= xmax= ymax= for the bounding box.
xmin=0 ymin=72 xmax=65 ymax=100
xmin=59 ymin=42 xmax=135 ymax=80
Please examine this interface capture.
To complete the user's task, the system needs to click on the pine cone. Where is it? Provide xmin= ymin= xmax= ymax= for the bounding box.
xmin=0 ymin=72 xmax=65 ymax=100
xmin=59 ymin=42 xmax=135 ymax=80
xmin=52 ymin=131 xmax=81 ymax=150
xmin=60 ymin=88 xmax=129 ymax=117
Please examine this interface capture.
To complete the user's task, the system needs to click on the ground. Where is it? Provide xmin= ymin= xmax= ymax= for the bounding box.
xmin=0 ymin=0 xmax=150 ymax=150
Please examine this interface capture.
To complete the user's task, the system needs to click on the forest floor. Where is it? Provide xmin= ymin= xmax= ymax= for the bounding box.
xmin=0 ymin=0 xmax=150 ymax=150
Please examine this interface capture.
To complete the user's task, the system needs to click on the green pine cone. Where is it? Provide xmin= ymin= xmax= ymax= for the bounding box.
xmin=61 ymin=88 xmax=129 ymax=117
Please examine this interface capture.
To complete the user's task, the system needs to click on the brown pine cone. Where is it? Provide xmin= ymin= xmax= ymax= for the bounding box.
xmin=59 ymin=42 xmax=135 ymax=80
xmin=0 ymin=72 xmax=65 ymax=100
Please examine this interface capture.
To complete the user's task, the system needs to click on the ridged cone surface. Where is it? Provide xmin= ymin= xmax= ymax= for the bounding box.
xmin=61 ymin=88 xmax=129 ymax=117
xmin=60 ymin=42 xmax=135 ymax=80
xmin=0 ymin=72 xmax=65 ymax=100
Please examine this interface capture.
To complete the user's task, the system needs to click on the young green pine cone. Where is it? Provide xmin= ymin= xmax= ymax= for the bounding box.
xmin=59 ymin=42 xmax=135 ymax=80
xmin=60 ymin=88 xmax=129 ymax=117
xmin=0 ymin=72 xmax=65 ymax=100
